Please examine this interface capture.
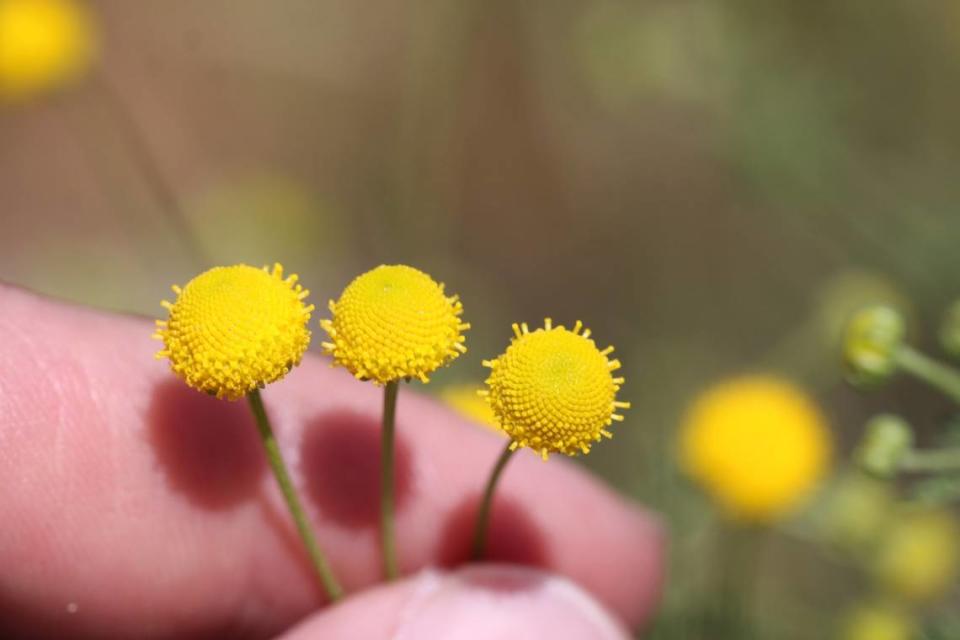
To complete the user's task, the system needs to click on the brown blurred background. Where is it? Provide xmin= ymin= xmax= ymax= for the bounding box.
xmin=3 ymin=1 xmax=960 ymax=637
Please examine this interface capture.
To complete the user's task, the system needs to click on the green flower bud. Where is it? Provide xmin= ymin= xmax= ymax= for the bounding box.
xmin=843 ymin=306 xmax=905 ymax=387
xmin=855 ymin=415 xmax=914 ymax=479
xmin=940 ymin=300 xmax=960 ymax=358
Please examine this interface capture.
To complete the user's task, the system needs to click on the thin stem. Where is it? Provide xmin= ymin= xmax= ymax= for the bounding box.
xmin=704 ymin=519 xmax=765 ymax=639
xmin=470 ymin=442 xmax=516 ymax=560
xmin=900 ymin=448 xmax=960 ymax=473
xmin=894 ymin=345 xmax=960 ymax=404
xmin=90 ymin=73 xmax=209 ymax=268
xmin=248 ymin=390 xmax=343 ymax=601
xmin=381 ymin=380 xmax=400 ymax=580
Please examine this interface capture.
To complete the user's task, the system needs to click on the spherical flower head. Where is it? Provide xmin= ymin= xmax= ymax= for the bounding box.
xmin=481 ymin=319 xmax=628 ymax=460
xmin=0 ymin=0 xmax=97 ymax=102
xmin=680 ymin=376 xmax=832 ymax=522
xmin=154 ymin=264 xmax=314 ymax=400
xmin=840 ymin=604 xmax=915 ymax=640
xmin=320 ymin=265 xmax=468 ymax=384
xmin=873 ymin=509 xmax=960 ymax=603
xmin=440 ymin=384 xmax=500 ymax=432
xmin=843 ymin=306 xmax=905 ymax=388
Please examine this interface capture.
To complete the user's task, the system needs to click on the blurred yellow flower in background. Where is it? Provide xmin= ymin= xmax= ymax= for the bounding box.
xmin=0 ymin=0 xmax=96 ymax=101
xmin=186 ymin=173 xmax=346 ymax=275
xmin=321 ymin=264 xmax=468 ymax=384
xmin=440 ymin=384 xmax=500 ymax=431
xmin=820 ymin=472 xmax=895 ymax=552
xmin=155 ymin=263 xmax=314 ymax=400
xmin=873 ymin=508 xmax=960 ymax=603
xmin=840 ymin=603 xmax=915 ymax=640
xmin=482 ymin=319 xmax=628 ymax=460
xmin=680 ymin=376 xmax=832 ymax=522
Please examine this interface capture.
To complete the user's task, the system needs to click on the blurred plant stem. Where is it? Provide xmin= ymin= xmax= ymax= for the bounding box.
xmin=900 ymin=448 xmax=960 ymax=473
xmin=703 ymin=519 xmax=766 ymax=639
xmin=894 ymin=345 xmax=960 ymax=403
xmin=81 ymin=72 xmax=209 ymax=269
xmin=389 ymin=1 xmax=477 ymax=259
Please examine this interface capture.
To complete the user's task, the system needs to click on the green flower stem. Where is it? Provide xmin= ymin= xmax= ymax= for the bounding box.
xmin=381 ymin=380 xmax=400 ymax=580
xmin=894 ymin=345 xmax=960 ymax=403
xmin=704 ymin=519 xmax=765 ymax=638
xmin=248 ymin=390 xmax=343 ymax=601
xmin=900 ymin=448 xmax=960 ymax=473
xmin=471 ymin=442 xmax=516 ymax=560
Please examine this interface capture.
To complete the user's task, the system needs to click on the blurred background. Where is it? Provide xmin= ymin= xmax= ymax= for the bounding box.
xmin=3 ymin=1 xmax=960 ymax=638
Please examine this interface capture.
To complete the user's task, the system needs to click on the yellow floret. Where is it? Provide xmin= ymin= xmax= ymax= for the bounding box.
xmin=680 ymin=376 xmax=832 ymax=522
xmin=320 ymin=265 xmax=468 ymax=384
xmin=482 ymin=319 xmax=628 ymax=460
xmin=873 ymin=508 xmax=959 ymax=603
xmin=0 ymin=0 xmax=96 ymax=101
xmin=154 ymin=263 xmax=314 ymax=400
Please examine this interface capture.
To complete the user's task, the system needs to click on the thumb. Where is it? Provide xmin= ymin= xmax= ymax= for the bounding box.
xmin=279 ymin=565 xmax=634 ymax=640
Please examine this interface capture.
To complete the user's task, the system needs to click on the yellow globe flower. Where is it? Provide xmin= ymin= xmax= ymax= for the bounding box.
xmin=680 ymin=376 xmax=832 ymax=522
xmin=320 ymin=265 xmax=468 ymax=384
xmin=0 ymin=0 xmax=96 ymax=101
xmin=481 ymin=319 xmax=628 ymax=460
xmin=155 ymin=263 xmax=314 ymax=400
xmin=441 ymin=384 xmax=500 ymax=431
xmin=840 ymin=603 xmax=915 ymax=640
xmin=873 ymin=508 xmax=960 ymax=603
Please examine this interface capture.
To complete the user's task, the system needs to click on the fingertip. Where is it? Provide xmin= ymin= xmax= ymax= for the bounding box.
xmin=476 ymin=445 xmax=668 ymax=629
xmin=279 ymin=566 xmax=632 ymax=640
xmin=613 ymin=500 xmax=668 ymax=630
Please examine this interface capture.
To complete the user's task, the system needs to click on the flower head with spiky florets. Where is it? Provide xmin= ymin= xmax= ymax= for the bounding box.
xmin=481 ymin=319 xmax=629 ymax=460
xmin=154 ymin=263 xmax=313 ymax=400
xmin=320 ymin=265 xmax=469 ymax=384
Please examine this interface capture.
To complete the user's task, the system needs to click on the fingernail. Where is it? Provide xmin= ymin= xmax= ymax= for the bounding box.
xmin=394 ymin=566 xmax=631 ymax=640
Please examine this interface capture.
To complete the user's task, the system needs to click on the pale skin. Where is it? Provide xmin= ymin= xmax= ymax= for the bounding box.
xmin=0 ymin=283 xmax=664 ymax=639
